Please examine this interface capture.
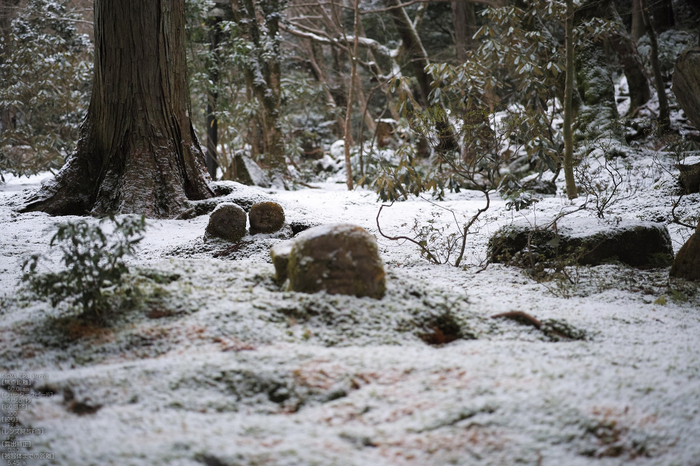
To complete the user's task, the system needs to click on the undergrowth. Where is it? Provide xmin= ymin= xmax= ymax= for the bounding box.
xmin=21 ymin=215 xmax=146 ymax=317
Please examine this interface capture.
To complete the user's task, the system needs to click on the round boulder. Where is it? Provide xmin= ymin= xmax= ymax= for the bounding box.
xmin=287 ymin=224 xmax=385 ymax=299
xmin=249 ymin=202 xmax=285 ymax=235
xmin=206 ymin=203 xmax=247 ymax=242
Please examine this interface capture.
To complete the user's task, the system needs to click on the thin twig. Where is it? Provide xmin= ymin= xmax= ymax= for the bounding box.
xmin=376 ymin=202 xmax=441 ymax=264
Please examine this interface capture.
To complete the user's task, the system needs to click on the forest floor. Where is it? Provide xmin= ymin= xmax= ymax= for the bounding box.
xmin=2 ymin=70 xmax=700 ymax=465
xmin=1 ymin=127 xmax=700 ymax=466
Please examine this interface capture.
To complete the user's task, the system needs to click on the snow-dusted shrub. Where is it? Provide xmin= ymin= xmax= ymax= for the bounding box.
xmin=21 ymin=216 xmax=145 ymax=315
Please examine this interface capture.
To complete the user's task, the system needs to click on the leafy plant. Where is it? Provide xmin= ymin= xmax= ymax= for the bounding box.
xmin=21 ymin=215 xmax=146 ymax=315
xmin=0 ymin=0 xmax=93 ymax=178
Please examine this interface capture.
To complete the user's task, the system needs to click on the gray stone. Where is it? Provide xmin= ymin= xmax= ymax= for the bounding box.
xmin=206 ymin=203 xmax=247 ymax=242
xmin=270 ymin=240 xmax=293 ymax=285
xmin=489 ymin=219 xmax=674 ymax=268
xmin=677 ymin=158 xmax=700 ymax=194
xmin=231 ymin=152 xmax=272 ymax=188
xmin=278 ymin=224 xmax=386 ymax=299
xmin=249 ymin=202 xmax=285 ymax=234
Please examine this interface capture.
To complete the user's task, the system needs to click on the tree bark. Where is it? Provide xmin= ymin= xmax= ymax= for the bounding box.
xmin=0 ymin=0 xmax=20 ymax=137
xmin=641 ymin=0 xmax=670 ymax=129
xmin=630 ymin=0 xmax=645 ymax=42
xmin=21 ymin=0 xmax=213 ymax=218
xmin=577 ymin=0 xmax=649 ymax=115
xmin=452 ymin=1 xmax=476 ymax=63
xmin=672 ymin=47 xmax=700 ymax=131
xmin=344 ymin=0 xmax=361 ymax=190
xmin=563 ymin=0 xmax=577 ymax=200
xmin=648 ymin=0 xmax=674 ymax=33
xmin=206 ymin=17 xmax=223 ymax=180
xmin=606 ymin=1 xmax=650 ymax=113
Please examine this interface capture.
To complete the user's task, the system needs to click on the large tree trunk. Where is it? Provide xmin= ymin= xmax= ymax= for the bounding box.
xmin=21 ymin=0 xmax=213 ymax=218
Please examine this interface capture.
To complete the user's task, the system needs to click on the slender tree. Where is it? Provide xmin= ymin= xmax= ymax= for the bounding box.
xmin=206 ymin=13 xmax=224 ymax=180
xmin=563 ymin=0 xmax=577 ymax=199
xmin=452 ymin=1 xmax=476 ymax=63
xmin=21 ymin=0 xmax=213 ymax=218
xmin=343 ymin=0 xmax=361 ymax=190
xmin=641 ymin=0 xmax=670 ymax=130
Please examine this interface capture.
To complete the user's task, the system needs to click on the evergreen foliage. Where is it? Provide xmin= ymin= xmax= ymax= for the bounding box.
xmin=21 ymin=215 xmax=145 ymax=315
xmin=0 ymin=0 xmax=92 ymax=178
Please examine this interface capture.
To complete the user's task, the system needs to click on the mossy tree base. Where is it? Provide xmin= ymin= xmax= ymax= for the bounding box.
xmin=20 ymin=0 xmax=212 ymax=218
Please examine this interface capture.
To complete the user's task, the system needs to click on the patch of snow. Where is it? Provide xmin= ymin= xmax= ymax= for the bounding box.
xmin=330 ymin=139 xmax=345 ymax=159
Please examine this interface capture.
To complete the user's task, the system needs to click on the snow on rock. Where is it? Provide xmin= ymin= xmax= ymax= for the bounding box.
xmin=330 ymin=139 xmax=345 ymax=159
xmin=489 ymin=218 xmax=674 ymax=268
xmin=285 ymin=224 xmax=386 ymax=299
xmin=230 ymin=152 xmax=272 ymax=188
xmin=205 ymin=203 xmax=247 ymax=242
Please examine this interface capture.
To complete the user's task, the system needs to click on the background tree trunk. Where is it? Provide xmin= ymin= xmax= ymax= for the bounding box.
xmin=0 ymin=0 xmax=20 ymax=136
xmin=452 ymin=1 xmax=476 ymax=63
xmin=21 ymin=0 xmax=213 ymax=218
xmin=231 ymin=0 xmax=286 ymax=184
xmin=606 ymin=1 xmax=650 ymax=113
xmin=577 ymin=0 xmax=649 ymax=115
xmin=384 ymin=0 xmax=459 ymax=153
xmin=344 ymin=0 xmax=361 ymax=190
xmin=206 ymin=16 xmax=223 ymax=180
xmin=641 ymin=0 xmax=670 ymax=129
xmin=564 ymin=0 xmax=577 ymax=200
xmin=648 ymin=0 xmax=674 ymax=33
xmin=630 ymin=0 xmax=645 ymax=42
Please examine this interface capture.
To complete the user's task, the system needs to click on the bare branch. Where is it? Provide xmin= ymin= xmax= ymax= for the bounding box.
xmin=376 ymin=202 xmax=443 ymax=264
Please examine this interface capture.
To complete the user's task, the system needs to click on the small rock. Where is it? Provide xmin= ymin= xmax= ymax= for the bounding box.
xmin=521 ymin=174 xmax=557 ymax=195
xmin=284 ymin=224 xmax=386 ymax=299
xmin=249 ymin=202 xmax=285 ymax=234
xmin=670 ymin=223 xmax=700 ymax=281
xmin=231 ymin=152 xmax=272 ymax=188
xmin=206 ymin=203 xmax=247 ymax=242
xmin=677 ymin=160 xmax=700 ymax=194
xmin=270 ymin=240 xmax=293 ymax=285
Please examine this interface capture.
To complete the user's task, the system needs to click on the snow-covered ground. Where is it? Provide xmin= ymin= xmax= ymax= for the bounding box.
xmin=1 ymin=138 xmax=699 ymax=466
